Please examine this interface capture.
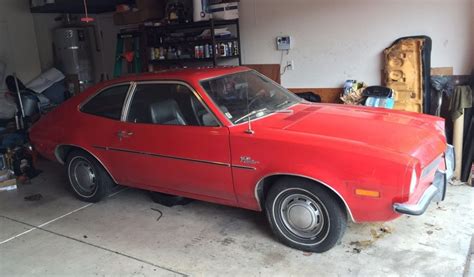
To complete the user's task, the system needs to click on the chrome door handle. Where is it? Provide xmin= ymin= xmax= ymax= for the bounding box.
xmin=117 ymin=131 xmax=133 ymax=140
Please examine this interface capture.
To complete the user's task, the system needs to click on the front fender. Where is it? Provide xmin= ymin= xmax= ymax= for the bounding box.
xmin=231 ymin=128 xmax=410 ymax=222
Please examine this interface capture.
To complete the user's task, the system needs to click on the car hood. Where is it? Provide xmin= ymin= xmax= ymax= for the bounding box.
xmin=268 ymin=103 xmax=446 ymax=165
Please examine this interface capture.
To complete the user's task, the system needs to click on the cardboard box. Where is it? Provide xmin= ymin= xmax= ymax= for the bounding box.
xmin=114 ymin=9 xmax=164 ymax=25
xmin=114 ymin=0 xmax=166 ymax=25
xmin=136 ymin=0 xmax=165 ymax=10
xmin=0 ymin=170 xmax=17 ymax=191
xmin=0 ymin=178 xmax=17 ymax=191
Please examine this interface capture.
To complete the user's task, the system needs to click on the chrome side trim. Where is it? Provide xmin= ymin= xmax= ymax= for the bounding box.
xmin=253 ymin=173 xmax=356 ymax=222
xmin=121 ymin=81 xmax=137 ymax=121
xmin=445 ymin=144 xmax=455 ymax=180
xmin=54 ymin=144 xmax=119 ymax=184
xmin=232 ymin=165 xmax=257 ymax=171
xmin=125 ymin=80 xmax=223 ymax=127
xmin=92 ymin=145 xmax=231 ymax=168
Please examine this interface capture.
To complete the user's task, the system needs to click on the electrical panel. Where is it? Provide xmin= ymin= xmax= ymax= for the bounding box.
xmin=276 ymin=36 xmax=292 ymax=51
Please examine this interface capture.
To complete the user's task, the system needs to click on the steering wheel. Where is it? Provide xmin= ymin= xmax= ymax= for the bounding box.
xmin=247 ymin=90 xmax=268 ymax=109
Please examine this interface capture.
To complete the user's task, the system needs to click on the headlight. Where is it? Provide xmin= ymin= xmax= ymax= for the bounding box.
xmin=409 ymin=168 xmax=418 ymax=194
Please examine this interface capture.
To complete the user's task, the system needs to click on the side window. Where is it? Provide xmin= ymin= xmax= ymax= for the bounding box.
xmin=126 ymin=84 xmax=219 ymax=127
xmin=81 ymin=85 xmax=129 ymax=120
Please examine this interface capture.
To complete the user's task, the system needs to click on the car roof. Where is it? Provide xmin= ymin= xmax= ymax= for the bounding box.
xmin=107 ymin=66 xmax=251 ymax=85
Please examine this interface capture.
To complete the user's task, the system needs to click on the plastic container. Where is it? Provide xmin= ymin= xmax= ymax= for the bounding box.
xmin=193 ymin=0 xmax=210 ymax=22
xmin=209 ymin=2 xmax=239 ymax=20
xmin=0 ymin=170 xmax=13 ymax=182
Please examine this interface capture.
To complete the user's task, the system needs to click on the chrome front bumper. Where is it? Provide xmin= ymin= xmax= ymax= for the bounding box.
xmin=393 ymin=145 xmax=454 ymax=216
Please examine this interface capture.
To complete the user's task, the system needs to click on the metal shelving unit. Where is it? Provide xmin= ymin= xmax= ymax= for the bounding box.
xmin=142 ymin=19 xmax=242 ymax=69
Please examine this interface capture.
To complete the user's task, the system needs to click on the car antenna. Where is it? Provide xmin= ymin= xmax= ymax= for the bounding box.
xmin=244 ymin=85 xmax=254 ymax=134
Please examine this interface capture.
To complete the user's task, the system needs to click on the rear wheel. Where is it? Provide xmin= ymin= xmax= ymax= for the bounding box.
xmin=265 ymin=177 xmax=347 ymax=253
xmin=66 ymin=150 xmax=112 ymax=202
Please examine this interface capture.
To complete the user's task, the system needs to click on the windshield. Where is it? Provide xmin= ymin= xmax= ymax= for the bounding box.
xmin=201 ymin=70 xmax=302 ymax=124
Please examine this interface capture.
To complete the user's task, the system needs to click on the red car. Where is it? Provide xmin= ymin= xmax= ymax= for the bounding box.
xmin=30 ymin=66 xmax=454 ymax=252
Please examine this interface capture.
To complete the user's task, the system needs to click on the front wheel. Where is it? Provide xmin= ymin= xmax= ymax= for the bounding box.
xmin=265 ymin=177 xmax=347 ymax=253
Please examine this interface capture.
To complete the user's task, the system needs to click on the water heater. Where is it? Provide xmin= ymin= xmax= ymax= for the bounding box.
xmin=53 ymin=27 xmax=95 ymax=91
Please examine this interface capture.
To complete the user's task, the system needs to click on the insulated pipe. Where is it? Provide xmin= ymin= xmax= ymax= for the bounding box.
xmin=453 ymin=113 xmax=464 ymax=180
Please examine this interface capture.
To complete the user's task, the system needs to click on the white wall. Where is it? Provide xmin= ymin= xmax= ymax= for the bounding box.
xmin=239 ymin=0 xmax=473 ymax=87
xmin=31 ymin=0 xmax=473 ymax=88
xmin=32 ymin=13 xmax=62 ymax=72
xmin=472 ymin=0 xmax=474 ymax=70
xmin=0 ymin=0 xmax=41 ymax=90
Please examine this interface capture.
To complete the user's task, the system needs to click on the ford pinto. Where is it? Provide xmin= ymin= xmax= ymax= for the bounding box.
xmin=30 ymin=67 xmax=454 ymax=252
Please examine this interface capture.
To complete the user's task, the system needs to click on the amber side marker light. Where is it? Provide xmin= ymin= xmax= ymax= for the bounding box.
xmin=355 ymin=189 xmax=380 ymax=198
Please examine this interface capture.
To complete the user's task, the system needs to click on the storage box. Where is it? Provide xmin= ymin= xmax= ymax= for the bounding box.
xmin=114 ymin=0 xmax=166 ymax=25
xmin=0 ymin=170 xmax=17 ymax=192
xmin=136 ymin=0 xmax=165 ymax=11
xmin=113 ymin=9 xmax=164 ymax=25
xmin=209 ymin=2 xmax=239 ymax=20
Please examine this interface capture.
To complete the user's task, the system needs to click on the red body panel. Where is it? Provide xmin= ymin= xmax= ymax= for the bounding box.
xmin=29 ymin=67 xmax=448 ymax=223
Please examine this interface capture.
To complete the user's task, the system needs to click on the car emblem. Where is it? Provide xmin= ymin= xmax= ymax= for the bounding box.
xmin=240 ymin=156 xmax=259 ymax=165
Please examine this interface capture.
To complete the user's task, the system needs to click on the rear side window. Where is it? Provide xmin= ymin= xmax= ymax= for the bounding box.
xmin=81 ymin=85 xmax=129 ymax=120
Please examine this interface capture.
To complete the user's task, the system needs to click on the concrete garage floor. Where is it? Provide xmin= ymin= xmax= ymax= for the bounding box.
xmin=1 ymin=160 xmax=473 ymax=276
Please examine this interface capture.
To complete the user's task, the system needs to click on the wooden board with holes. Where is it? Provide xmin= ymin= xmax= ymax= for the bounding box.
xmin=384 ymin=38 xmax=424 ymax=113
xmin=243 ymin=64 xmax=281 ymax=84
xmin=431 ymin=67 xmax=453 ymax=76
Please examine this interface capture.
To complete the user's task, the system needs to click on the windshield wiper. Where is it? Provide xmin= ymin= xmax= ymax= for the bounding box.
xmin=271 ymin=100 xmax=297 ymax=114
xmin=275 ymin=100 xmax=292 ymax=109
xmin=234 ymin=108 xmax=269 ymax=124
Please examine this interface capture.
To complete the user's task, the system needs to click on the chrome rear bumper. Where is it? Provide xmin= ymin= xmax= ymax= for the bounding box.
xmin=393 ymin=144 xmax=454 ymax=216
xmin=444 ymin=144 xmax=455 ymax=181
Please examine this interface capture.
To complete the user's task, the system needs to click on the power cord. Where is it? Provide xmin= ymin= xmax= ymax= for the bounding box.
xmin=280 ymin=49 xmax=290 ymax=76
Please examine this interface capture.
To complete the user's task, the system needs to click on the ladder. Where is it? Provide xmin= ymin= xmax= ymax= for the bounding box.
xmin=113 ymin=32 xmax=142 ymax=77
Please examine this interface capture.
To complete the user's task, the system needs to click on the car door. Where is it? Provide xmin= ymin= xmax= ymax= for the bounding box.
xmin=106 ymin=81 xmax=236 ymax=202
xmin=78 ymin=82 xmax=132 ymax=185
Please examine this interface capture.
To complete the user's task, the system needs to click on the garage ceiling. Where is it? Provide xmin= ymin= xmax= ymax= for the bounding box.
xmin=30 ymin=0 xmax=134 ymax=14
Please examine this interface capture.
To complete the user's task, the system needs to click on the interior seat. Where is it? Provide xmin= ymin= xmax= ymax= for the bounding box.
xmin=149 ymin=99 xmax=187 ymax=125
xmin=128 ymin=102 xmax=150 ymax=123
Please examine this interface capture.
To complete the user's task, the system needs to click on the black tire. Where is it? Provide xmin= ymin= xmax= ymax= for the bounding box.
xmin=66 ymin=150 xmax=113 ymax=202
xmin=148 ymin=191 xmax=193 ymax=207
xmin=265 ymin=177 xmax=347 ymax=253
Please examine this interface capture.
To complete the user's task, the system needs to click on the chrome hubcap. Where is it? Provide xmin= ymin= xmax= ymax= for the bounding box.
xmin=71 ymin=159 xmax=97 ymax=196
xmin=280 ymin=194 xmax=324 ymax=239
